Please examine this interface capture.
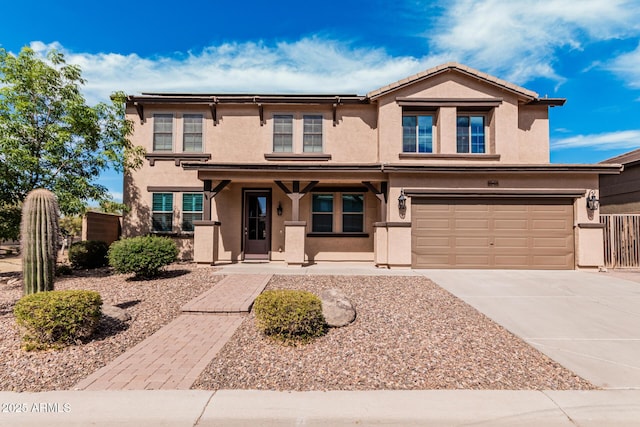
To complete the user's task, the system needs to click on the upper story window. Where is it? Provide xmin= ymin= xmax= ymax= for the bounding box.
xmin=153 ymin=114 xmax=173 ymax=152
xmin=183 ymin=114 xmax=203 ymax=152
xmin=273 ymin=114 xmax=293 ymax=152
xmin=303 ymin=115 xmax=323 ymax=153
xmin=402 ymin=115 xmax=433 ymax=153
xmin=182 ymin=193 xmax=203 ymax=232
xmin=457 ymin=115 xmax=485 ymax=154
xmin=152 ymin=193 xmax=173 ymax=232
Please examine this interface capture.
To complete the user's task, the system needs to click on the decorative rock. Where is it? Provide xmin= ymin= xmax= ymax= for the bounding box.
xmin=320 ymin=288 xmax=356 ymax=327
xmin=102 ymin=305 xmax=131 ymax=322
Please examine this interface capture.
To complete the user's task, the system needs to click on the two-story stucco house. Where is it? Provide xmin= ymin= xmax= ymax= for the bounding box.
xmin=122 ymin=62 xmax=620 ymax=269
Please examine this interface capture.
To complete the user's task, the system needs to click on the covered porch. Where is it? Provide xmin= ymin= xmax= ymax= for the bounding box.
xmin=183 ymin=163 xmax=391 ymax=267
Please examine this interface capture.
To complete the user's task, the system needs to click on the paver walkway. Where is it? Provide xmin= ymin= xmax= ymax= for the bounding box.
xmin=75 ymin=274 xmax=272 ymax=391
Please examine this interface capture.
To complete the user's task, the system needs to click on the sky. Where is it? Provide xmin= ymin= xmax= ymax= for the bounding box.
xmin=2 ymin=0 xmax=640 ymax=202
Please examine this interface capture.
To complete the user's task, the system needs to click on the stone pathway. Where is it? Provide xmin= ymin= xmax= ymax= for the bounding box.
xmin=75 ymin=274 xmax=272 ymax=391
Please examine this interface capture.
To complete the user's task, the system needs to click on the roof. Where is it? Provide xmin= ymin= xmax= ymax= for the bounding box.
xmin=126 ymin=62 xmax=565 ymax=107
xmin=599 ymin=148 xmax=640 ymax=166
xmin=366 ymin=62 xmax=564 ymax=105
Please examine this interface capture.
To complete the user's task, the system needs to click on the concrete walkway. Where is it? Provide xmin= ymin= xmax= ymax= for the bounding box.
xmin=75 ymin=274 xmax=271 ymax=391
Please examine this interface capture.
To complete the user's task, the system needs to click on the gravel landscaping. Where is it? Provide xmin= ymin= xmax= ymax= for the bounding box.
xmin=1 ymin=266 xmax=596 ymax=392
xmin=193 ymin=275 xmax=596 ymax=391
xmin=0 ymin=265 xmax=220 ymax=392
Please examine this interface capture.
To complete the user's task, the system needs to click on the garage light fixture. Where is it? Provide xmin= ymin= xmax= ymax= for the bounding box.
xmin=586 ymin=190 xmax=599 ymax=211
xmin=398 ymin=189 xmax=407 ymax=211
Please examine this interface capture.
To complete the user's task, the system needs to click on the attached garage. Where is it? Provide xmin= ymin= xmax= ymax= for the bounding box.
xmin=411 ymin=198 xmax=575 ymax=269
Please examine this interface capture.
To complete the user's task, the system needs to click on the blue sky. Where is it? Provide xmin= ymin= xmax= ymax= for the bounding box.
xmin=2 ymin=0 xmax=640 ymax=202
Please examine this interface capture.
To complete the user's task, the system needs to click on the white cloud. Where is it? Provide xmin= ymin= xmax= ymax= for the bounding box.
xmin=552 ymin=130 xmax=640 ymax=150
xmin=27 ymin=39 xmax=443 ymax=105
xmin=429 ymin=0 xmax=640 ymax=84
xmin=607 ymin=43 xmax=640 ymax=88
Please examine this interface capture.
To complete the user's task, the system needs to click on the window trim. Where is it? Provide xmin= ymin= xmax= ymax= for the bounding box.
xmin=456 ymin=113 xmax=487 ymax=154
xmin=152 ymin=114 xmax=174 ymax=152
xmin=182 ymin=114 xmax=203 ymax=153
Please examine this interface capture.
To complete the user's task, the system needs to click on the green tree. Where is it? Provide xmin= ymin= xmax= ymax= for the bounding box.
xmin=0 ymin=46 xmax=144 ymax=216
xmin=0 ymin=203 xmax=21 ymax=241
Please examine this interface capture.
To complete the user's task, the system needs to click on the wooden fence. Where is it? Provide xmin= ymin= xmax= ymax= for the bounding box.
xmin=601 ymin=214 xmax=640 ymax=268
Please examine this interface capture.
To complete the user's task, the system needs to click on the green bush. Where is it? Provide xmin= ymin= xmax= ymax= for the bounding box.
xmin=68 ymin=240 xmax=109 ymax=269
xmin=14 ymin=290 xmax=102 ymax=351
xmin=253 ymin=289 xmax=326 ymax=344
xmin=55 ymin=263 xmax=73 ymax=276
xmin=108 ymin=235 xmax=178 ymax=278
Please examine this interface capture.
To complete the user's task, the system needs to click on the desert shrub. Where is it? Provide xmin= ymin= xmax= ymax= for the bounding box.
xmin=253 ymin=289 xmax=326 ymax=344
xmin=108 ymin=235 xmax=178 ymax=278
xmin=55 ymin=263 xmax=73 ymax=276
xmin=68 ymin=240 xmax=109 ymax=269
xmin=14 ymin=290 xmax=102 ymax=351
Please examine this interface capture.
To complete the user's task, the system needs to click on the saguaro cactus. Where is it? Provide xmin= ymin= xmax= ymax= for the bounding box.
xmin=21 ymin=189 xmax=60 ymax=295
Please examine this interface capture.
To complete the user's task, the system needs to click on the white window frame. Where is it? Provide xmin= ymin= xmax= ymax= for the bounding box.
xmin=456 ymin=112 xmax=487 ymax=154
xmin=402 ymin=113 xmax=434 ymax=153
xmin=153 ymin=114 xmax=174 ymax=152
xmin=182 ymin=114 xmax=203 ymax=153
xmin=303 ymin=114 xmax=323 ymax=153
xmin=273 ymin=114 xmax=294 ymax=152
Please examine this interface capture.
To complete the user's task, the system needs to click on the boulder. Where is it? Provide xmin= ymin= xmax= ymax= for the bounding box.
xmin=102 ymin=305 xmax=131 ymax=322
xmin=320 ymin=288 xmax=356 ymax=327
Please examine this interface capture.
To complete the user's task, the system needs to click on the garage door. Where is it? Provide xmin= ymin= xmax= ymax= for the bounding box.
xmin=412 ymin=198 xmax=574 ymax=269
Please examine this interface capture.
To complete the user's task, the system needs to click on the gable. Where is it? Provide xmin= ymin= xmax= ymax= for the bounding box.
xmin=368 ymin=62 xmax=538 ymax=103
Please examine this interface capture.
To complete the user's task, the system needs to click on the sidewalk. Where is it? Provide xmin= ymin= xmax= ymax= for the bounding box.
xmin=2 ymin=389 xmax=640 ymax=426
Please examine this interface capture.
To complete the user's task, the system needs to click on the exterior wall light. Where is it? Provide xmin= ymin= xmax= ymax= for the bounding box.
xmin=277 ymin=202 xmax=283 ymax=216
xmin=398 ymin=189 xmax=407 ymax=211
xmin=586 ymin=190 xmax=599 ymax=211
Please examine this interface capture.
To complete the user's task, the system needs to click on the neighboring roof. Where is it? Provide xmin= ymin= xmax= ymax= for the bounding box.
xmin=599 ymin=148 xmax=640 ymax=166
xmin=366 ymin=62 xmax=564 ymax=106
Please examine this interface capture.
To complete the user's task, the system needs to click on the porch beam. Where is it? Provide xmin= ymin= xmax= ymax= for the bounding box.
xmin=274 ymin=180 xmax=291 ymax=194
xmin=301 ymin=181 xmax=319 ymax=194
xmin=363 ymin=181 xmax=388 ymax=222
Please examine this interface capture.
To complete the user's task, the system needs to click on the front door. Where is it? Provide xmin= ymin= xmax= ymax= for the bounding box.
xmin=243 ymin=190 xmax=271 ymax=259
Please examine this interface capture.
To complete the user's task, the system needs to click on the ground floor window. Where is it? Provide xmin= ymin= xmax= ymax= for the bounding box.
xmin=311 ymin=193 xmax=364 ymax=233
xmin=152 ymin=193 xmax=173 ymax=232
xmin=182 ymin=193 xmax=203 ymax=232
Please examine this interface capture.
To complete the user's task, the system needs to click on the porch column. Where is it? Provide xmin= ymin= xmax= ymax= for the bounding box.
xmin=284 ymin=221 xmax=306 ymax=267
xmin=193 ymin=220 xmax=220 ymax=265
xmin=373 ymin=222 xmax=389 ymax=268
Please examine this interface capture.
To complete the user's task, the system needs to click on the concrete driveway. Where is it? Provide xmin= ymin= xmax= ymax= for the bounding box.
xmin=421 ymin=270 xmax=640 ymax=390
